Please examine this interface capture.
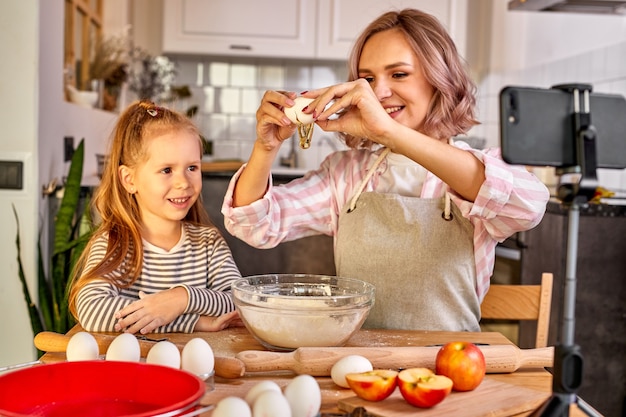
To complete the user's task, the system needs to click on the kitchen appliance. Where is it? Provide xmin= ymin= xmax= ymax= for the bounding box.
xmin=508 ymin=0 xmax=626 ymax=14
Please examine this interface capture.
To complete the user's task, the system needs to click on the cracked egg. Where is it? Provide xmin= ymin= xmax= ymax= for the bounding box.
xmin=285 ymin=96 xmax=315 ymax=149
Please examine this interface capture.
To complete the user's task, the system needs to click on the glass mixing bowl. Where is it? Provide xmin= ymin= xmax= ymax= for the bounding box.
xmin=232 ymin=274 xmax=375 ymax=351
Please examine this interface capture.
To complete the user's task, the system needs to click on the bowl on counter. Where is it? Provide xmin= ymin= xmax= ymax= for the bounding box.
xmin=232 ymin=274 xmax=375 ymax=351
xmin=0 ymin=361 xmax=205 ymax=417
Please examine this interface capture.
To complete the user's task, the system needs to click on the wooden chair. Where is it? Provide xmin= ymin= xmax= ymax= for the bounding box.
xmin=480 ymin=272 xmax=553 ymax=348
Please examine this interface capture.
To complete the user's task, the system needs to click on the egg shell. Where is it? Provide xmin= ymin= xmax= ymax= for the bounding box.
xmin=253 ymin=390 xmax=292 ymax=417
xmin=66 ymin=331 xmax=99 ymax=362
xmin=146 ymin=340 xmax=181 ymax=369
xmin=105 ymin=333 xmax=141 ymax=362
xmin=213 ymin=396 xmax=252 ymax=417
xmin=245 ymin=380 xmax=282 ymax=406
xmin=181 ymin=337 xmax=214 ymax=379
xmin=284 ymin=374 xmax=321 ymax=417
xmin=330 ymin=355 xmax=373 ymax=388
xmin=284 ymin=96 xmax=315 ymax=125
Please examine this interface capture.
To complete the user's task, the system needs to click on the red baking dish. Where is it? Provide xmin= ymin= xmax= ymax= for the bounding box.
xmin=0 ymin=360 xmax=205 ymax=417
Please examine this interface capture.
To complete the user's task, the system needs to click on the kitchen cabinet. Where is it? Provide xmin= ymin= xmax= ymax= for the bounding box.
xmin=162 ymin=0 xmax=317 ymax=59
xmin=518 ymin=201 xmax=626 ymax=417
xmin=162 ymin=0 xmax=467 ymax=60
xmin=317 ymin=0 xmax=460 ymax=60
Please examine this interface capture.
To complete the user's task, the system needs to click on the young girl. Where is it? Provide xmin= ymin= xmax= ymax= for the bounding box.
xmin=222 ymin=9 xmax=550 ymax=331
xmin=69 ymin=101 xmax=241 ymax=335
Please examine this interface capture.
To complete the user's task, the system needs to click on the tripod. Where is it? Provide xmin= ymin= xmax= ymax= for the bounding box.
xmin=531 ymin=84 xmax=602 ymax=417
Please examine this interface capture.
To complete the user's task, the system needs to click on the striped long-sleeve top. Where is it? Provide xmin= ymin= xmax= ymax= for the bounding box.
xmin=75 ymin=222 xmax=241 ymax=333
xmin=222 ymin=143 xmax=550 ymax=300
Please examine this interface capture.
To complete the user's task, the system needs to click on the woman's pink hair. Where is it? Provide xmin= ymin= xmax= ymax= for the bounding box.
xmin=341 ymin=8 xmax=478 ymax=148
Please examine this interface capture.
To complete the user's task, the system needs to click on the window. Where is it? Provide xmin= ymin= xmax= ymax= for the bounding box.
xmin=64 ymin=0 xmax=103 ymax=92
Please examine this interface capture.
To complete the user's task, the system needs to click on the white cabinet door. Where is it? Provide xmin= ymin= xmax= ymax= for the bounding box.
xmin=162 ymin=0 xmax=317 ymax=58
xmin=316 ymin=0 xmax=463 ymax=60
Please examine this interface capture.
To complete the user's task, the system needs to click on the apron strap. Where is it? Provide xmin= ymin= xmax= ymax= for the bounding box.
xmin=347 ymin=146 xmax=453 ymax=220
xmin=347 ymin=148 xmax=391 ymax=212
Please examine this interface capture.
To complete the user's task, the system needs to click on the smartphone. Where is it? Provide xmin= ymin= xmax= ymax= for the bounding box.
xmin=499 ymin=86 xmax=626 ymax=169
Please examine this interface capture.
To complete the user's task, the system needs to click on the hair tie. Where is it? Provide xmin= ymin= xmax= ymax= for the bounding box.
xmin=147 ymin=108 xmax=158 ymax=117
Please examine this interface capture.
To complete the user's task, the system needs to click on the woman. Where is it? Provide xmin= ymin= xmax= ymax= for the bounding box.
xmin=222 ymin=9 xmax=549 ymax=331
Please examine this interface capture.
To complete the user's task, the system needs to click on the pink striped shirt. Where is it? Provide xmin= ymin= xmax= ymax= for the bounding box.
xmin=222 ymin=143 xmax=550 ymax=300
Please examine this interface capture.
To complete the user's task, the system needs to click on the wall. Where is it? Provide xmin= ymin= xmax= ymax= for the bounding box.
xmin=470 ymin=2 xmax=626 ymax=192
xmin=0 ymin=0 xmax=118 ymax=368
xmin=0 ymin=0 xmax=39 ymax=368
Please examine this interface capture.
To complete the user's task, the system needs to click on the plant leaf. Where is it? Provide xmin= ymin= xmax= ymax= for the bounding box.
xmin=12 ymin=205 xmax=44 ymax=339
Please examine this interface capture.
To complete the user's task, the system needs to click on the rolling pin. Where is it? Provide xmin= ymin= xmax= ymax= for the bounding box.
xmin=236 ymin=345 xmax=555 ymax=376
xmin=34 ymin=331 xmax=245 ymax=379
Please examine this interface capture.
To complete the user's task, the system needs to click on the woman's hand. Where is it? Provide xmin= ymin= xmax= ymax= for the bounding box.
xmin=233 ymin=90 xmax=300 ymax=207
xmin=255 ymin=90 xmax=299 ymax=151
xmin=113 ymin=288 xmax=187 ymax=334
xmin=194 ymin=310 xmax=244 ymax=332
xmin=304 ymin=79 xmax=397 ymax=147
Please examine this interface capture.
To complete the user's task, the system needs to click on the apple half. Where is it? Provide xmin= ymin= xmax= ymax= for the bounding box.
xmin=345 ymin=369 xmax=398 ymax=402
xmin=397 ymin=368 xmax=453 ymax=408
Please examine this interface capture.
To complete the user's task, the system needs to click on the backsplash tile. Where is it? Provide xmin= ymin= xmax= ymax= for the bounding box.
xmin=170 ymin=41 xmax=626 ymax=189
xmin=169 ymin=56 xmax=347 ymax=169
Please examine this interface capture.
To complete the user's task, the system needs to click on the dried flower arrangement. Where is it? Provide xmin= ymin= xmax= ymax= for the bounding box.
xmin=89 ymin=30 xmax=131 ymax=110
xmin=127 ymin=49 xmax=177 ymax=103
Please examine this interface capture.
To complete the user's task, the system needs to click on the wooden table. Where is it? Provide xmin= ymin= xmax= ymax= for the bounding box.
xmin=39 ymin=326 xmax=598 ymax=417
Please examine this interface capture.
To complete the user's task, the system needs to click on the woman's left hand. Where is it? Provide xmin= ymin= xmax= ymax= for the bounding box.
xmin=304 ymin=79 xmax=397 ymax=146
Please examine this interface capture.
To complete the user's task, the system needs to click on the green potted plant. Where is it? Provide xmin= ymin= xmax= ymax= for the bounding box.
xmin=14 ymin=140 xmax=93 ymax=354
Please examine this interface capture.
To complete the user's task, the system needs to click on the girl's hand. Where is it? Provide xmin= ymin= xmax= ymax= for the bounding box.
xmin=194 ymin=310 xmax=244 ymax=332
xmin=113 ymin=288 xmax=187 ymax=334
xmin=255 ymin=90 xmax=299 ymax=151
xmin=304 ymin=79 xmax=397 ymax=147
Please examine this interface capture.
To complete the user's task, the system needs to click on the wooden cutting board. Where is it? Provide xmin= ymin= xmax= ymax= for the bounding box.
xmin=338 ymin=378 xmax=550 ymax=417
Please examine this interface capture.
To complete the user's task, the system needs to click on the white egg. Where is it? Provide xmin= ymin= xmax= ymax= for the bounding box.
xmin=253 ymin=390 xmax=292 ymax=417
xmin=66 ymin=331 xmax=99 ymax=361
xmin=212 ymin=396 xmax=252 ymax=417
xmin=330 ymin=355 xmax=373 ymax=388
xmin=105 ymin=333 xmax=141 ymax=362
xmin=181 ymin=338 xmax=214 ymax=380
xmin=284 ymin=374 xmax=321 ymax=417
xmin=244 ymin=380 xmax=282 ymax=406
xmin=284 ymin=96 xmax=315 ymax=125
xmin=146 ymin=340 xmax=181 ymax=369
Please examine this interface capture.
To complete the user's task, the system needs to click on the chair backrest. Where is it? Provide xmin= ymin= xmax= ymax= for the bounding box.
xmin=480 ymin=272 xmax=553 ymax=348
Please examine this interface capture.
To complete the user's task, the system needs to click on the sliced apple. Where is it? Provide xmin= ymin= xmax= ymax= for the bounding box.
xmin=345 ymin=369 xmax=398 ymax=402
xmin=397 ymin=368 xmax=453 ymax=408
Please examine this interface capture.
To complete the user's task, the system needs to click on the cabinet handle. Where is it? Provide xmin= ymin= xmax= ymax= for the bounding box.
xmin=229 ymin=44 xmax=252 ymax=50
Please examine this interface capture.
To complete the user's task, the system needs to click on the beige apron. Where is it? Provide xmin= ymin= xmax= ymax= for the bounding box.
xmin=335 ymin=149 xmax=481 ymax=331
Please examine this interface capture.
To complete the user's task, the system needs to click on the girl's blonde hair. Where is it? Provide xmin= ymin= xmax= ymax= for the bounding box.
xmin=68 ymin=100 xmax=209 ymax=318
xmin=341 ymin=8 xmax=479 ymax=148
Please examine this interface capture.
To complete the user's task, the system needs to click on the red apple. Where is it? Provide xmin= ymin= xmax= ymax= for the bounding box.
xmin=344 ymin=369 xmax=398 ymax=402
xmin=397 ymin=368 xmax=453 ymax=408
xmin=435 ymin=341 xmax=486 ymax=391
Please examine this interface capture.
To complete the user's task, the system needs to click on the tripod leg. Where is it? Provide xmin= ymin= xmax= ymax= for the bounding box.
xmin=531 ymin=393 xmax=576 ymax=417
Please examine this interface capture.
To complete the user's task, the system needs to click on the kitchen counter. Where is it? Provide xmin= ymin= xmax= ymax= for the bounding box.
xmin=519 ymin=203 xmax=625 ymax=416
xmin=201 ymin=170 xmax=336 ymax=277
xmin=547 ymin=198 xmax=626 ymax=217
xmin=37 ymin=326 xmax=598 ymax=416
